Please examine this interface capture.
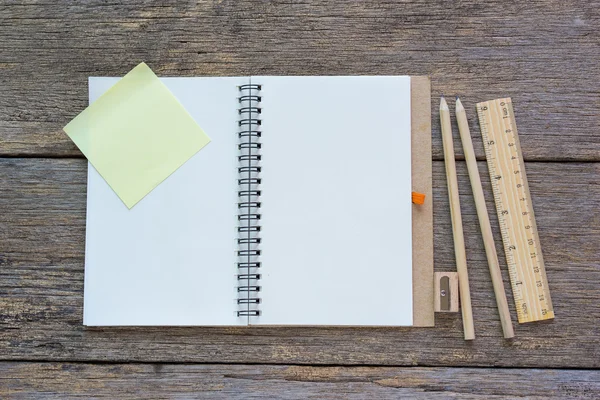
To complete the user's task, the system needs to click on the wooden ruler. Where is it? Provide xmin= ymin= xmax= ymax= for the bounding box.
xmin=476 ymin=98 xmax=554 ymax=323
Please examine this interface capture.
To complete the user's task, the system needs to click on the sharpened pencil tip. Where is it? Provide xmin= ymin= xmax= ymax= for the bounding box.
xmin=440 ymin=93 xmax=444 ymax=98
xmin=456 ymin=95 xmax=459 ymax=101
xmin=439 ymin=95 xmax=448 ymax=110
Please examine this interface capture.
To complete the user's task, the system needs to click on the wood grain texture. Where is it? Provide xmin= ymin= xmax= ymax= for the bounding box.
xmin=0 ymin=0 xmax=599 ymax=160
xmin=1 ymin=1 xmax=599 ymax=394
xmin=1 ymin=158 xmax=598 ymax=368
xmin=2 ymin=362 xmax=600 ymax=399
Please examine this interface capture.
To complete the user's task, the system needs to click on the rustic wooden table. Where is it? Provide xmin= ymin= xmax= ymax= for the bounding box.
xmin=1 ymin=1 xmax=599 ymax=398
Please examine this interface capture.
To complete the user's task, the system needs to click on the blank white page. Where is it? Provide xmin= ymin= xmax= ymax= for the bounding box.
xmin=84 ymin=77 xmax=246 ymax=326
xmin=255 ymin=76 xmax=412 ymax=325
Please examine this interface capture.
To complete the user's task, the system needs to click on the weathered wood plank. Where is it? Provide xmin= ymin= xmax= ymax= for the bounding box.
xmin=0 ymin=1 xmax=599 ymax=160
xmin=0 ymin=159 xmax=598 ymax=367
xmin=1 ymin=362 xmax=599 ymax=399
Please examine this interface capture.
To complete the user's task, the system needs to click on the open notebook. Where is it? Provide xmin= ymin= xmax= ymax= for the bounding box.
xmin=83 ymin=76 xmax=432 ymax=326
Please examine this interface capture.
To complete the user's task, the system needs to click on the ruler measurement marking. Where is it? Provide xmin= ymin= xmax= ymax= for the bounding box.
xmin=503 ymin=109 xmax=532 ymax=319
xmin=476 ymin=98 xmax=553 ymax=323
xmin=494 ymin=105 xmax=530 ymax=322
xmin=507 ymin=102 xmax=545 ymax=321
xmin=493 ymin=101 xmax=531 ymax=320
xmin=509 ymin=100 xmax=552 ymax=319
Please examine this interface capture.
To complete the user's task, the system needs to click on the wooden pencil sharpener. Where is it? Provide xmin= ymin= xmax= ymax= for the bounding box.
xmin=434 ymin=272 xmax=459 ymax=313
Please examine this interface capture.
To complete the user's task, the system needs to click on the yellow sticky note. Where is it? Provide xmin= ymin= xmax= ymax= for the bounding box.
xmin=64 ymin=62 xmax=211 ymax=208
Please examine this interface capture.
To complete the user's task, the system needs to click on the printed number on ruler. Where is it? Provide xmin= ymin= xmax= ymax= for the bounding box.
xmin=477 ymin=98 xmax=554 ymax=323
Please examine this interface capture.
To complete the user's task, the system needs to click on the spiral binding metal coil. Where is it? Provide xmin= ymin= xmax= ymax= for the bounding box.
xmin=237 ymin=83 xmax=262 ymax=318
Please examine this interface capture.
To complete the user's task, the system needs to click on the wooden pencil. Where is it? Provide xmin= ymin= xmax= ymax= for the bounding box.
xmin=455 ymin=97 xmax=515 ymax=339
xmin=440 ymin=95 xmax=475 ymax=340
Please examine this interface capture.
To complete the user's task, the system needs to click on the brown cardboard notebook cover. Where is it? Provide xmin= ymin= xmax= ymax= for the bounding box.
xmin=411 ymin=76 xmax=434 ymax=327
